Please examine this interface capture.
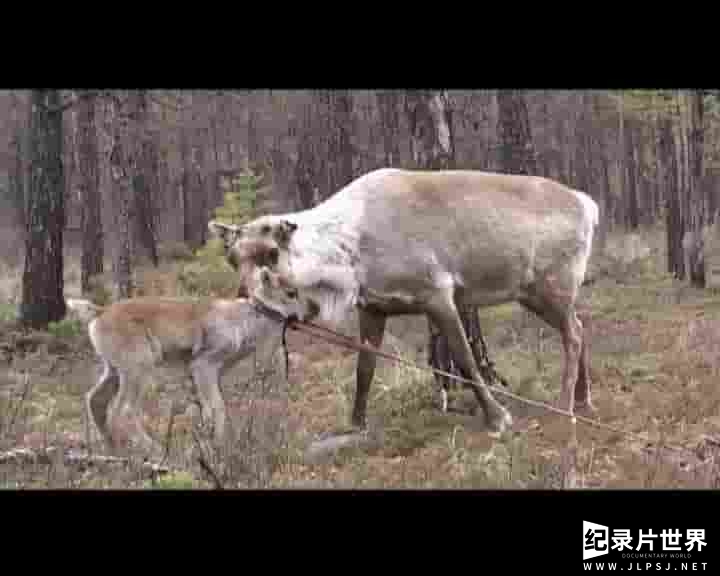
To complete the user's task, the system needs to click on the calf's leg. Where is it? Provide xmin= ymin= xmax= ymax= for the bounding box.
xmin=190 ymin=356 xmax=227 ymax=446
xmin=110 ymin=368 xmax=164 ymax=457
xmin=86 ymin=361 xmax=120 ymax=454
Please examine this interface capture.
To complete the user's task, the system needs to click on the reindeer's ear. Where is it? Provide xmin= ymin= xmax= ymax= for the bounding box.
xmin=208 ymin=220 xmax=241 ymax=246
xmin=272 ymin=220 xmax=298 ymax=248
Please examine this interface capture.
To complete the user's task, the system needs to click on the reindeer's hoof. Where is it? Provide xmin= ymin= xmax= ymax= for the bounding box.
xmin=574 ymin=400 xmax=597 ymax=416
xmin=350 ymin=416 xmax=368 ymax=434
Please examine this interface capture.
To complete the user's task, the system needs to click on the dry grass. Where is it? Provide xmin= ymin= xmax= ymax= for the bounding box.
xmin=2 ymin=222 xmax=720 ymax=488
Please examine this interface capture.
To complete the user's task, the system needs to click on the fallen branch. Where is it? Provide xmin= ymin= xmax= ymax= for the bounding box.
xmin=0 ymin=445 xmax=171 ymax=477
xmin=305 ymin=432 xmax=370 ymax=465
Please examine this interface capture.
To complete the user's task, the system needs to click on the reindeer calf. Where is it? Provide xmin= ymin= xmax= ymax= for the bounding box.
xmin=66 ymin=266 xmax=311 ymax=458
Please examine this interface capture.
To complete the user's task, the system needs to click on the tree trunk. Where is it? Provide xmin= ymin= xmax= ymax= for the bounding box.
xmin=210 ymin=102 xmax=223 ymax=207
xmin=130 ymin=90 xmax=159 ymax=267
xmin=180 ymin=127 xmax=192 ymax=243
xmin=179 ymin=126 xmax=203 ymax=249
xmin=625 ymin=120 xmax=640 ymax=230
xmin=77 ymin=91 xmax=103 ymax=294
xmin=294 ymin=95 xmax=326 ymax=209
xmin=20 ymin=90 xmax=66 ymax=329
xmin=685 ymin=90 xmax=706 ymax=286
xmin=294 ymin=102 xmax=319 ymax=210
xmin=405 ymin=91 xmax=454 ymax=169
xmin=376 ymin=91 xmax=401 ymax=167
xmin=691 ymin=91 xmax=706 ymax=224
xmin=108 ymin=92 xmax=134 ymax=299
xmin=496 ymin=90 xmax=537 ymax=175
xmin=662 ymin=114 xmax=682 ymax=279
xmin=403 ymin=91 xmax=486 ymax=399
xmin=8 ymin=91 xmax=26 ymax=232
xmin=193 ymin=144 xmax=209 ymax=248
xmin=334 ymin=90 xmax=355 ymax=190
xmin=647 ymin=117 xmax=660 ymax=224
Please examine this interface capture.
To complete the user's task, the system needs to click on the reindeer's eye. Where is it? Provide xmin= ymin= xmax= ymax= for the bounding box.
xmin=261 ymin=225 xmax=271 ymax=235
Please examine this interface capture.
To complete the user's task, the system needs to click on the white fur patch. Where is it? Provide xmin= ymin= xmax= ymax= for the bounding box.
xmin=66 ymin=298 xmax=102 ymax=324
xmin=305 ymin=284 xmax=357 ymax=329
xmin=572 ymin=189 xmax=600 ymax=229
xmin=569 ymin=189 xmax=600 ymax=284
xmin=87 ymin=318 xmax=99 ymax=351
xmin=262 ymin=202 xmax=363 ymax=330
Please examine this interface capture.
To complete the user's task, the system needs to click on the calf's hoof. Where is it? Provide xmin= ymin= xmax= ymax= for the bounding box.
xmin=486 ymin=405 xmax=513 ymax=438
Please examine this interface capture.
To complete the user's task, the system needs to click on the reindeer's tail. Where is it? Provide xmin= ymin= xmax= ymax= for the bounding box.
xmin=66 ymin=298 xmax=105 ymax=324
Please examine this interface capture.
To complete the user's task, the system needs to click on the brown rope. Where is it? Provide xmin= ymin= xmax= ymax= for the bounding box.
xmin=286 ymin=319 xmax=698 ymax=459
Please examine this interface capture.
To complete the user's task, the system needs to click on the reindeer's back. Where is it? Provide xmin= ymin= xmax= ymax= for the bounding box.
xmin=322 ymin=169 xmax=596 ymax=294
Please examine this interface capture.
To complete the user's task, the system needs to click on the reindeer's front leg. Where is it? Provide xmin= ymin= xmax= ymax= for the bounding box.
xmin=352 ymin=308 xmax=387 ymax=430
xmin=426 ymin=289 xmax=512 ymax=436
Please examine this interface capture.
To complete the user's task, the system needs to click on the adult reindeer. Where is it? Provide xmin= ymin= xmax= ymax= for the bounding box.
xmin=209 ymin=168 xmax=599 ymax=435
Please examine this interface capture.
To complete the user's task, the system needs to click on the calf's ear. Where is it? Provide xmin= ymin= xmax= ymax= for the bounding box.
xmin=272 ymin=220 xmax=298 ymax=248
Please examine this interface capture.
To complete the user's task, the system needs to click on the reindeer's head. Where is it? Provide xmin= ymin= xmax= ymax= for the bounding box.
xmin=209 ymin=216 xmax=298 ymax=293
xmin=210 ymin=216 xmax=348 ymax=328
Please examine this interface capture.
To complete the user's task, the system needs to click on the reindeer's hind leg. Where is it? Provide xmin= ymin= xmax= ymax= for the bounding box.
xmin=519 ymin=278 xmax=585 ymax=414
xmin=573 ymin=309 xmax=595 ymax=414
xmin=352 ymin=308 xmax=387 ymax=429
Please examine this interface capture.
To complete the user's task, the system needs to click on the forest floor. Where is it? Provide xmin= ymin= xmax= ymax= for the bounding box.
xmin=2 ymin=224 xmax=720 ymax=489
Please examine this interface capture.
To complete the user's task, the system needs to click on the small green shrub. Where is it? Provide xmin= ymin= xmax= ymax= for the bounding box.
xmin=0 ymin=302 xmax=16 ymax=323
xmin=214 ymin=170 xmax=262 ymax=226
xmin=47 ymin=317 xmax=84 ymax=339
xmin=177 ymin=237 xmax=240 ymax=298
xmin=177 ymin=169 xmax=264 ymax=298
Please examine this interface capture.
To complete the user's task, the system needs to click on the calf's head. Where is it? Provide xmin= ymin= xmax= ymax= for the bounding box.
xmin=247 ymin=265 xmax=318 ymax=323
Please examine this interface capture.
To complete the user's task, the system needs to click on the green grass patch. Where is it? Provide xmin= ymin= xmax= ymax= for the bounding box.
xmin=146 ymin=471 xmax=200 ymax=489
xmin=0 ymin=301 xmax=16 ymax=323
xmin=47 ymin=317 xmax=84 ymax=339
